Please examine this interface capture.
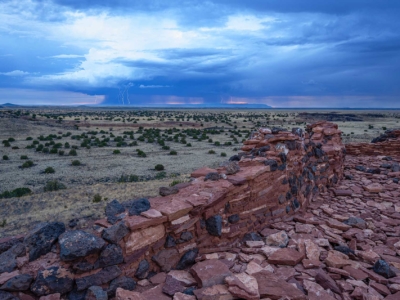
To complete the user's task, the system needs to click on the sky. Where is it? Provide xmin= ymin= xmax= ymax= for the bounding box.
xmin=0 ymin=0 xmax=399 ymax=107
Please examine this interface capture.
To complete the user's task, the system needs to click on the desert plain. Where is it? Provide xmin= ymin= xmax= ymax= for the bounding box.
xmin=1 ymin=107 xmax=399 ymax=238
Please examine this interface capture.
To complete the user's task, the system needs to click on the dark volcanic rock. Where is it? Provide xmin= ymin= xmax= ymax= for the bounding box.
xmin=0 ymin=243 xmax=26 ymax=273
xmin=204 ymin=172 xmax=221 ymax=181
xmin=31 ymin=266 xmax=74 ymax=296
xmin=105 ymin=200 xmax=125 ymax=224
xmin=107 ymin=276 xmax=136 ymax=297
xmin=355 ymin=165 xmax=366 ymax=172
xmin=165 ymin=235 xmax=176 ymax=248
xmin=0 ymin=236 xmax=23 ymax=255
xmin=94 ymin=244 xmax=124 ymax=269
xmin=159 ymin=186 xmax=179 ymax=197
xmin=76 ymin=266 xmax=121 ymax=291
xmin=176 ymin=249 xmax=199 ymax=270
xmin=264 ymin=159 xmax=278 ymax=171
xmin=128 ymin=198 xmax=151 ymax=216
xmin=101 ymin=222 xmax=129 ymax=244
xmin=59 ymin=230 xmax=106 ymax=261
xmin=206 ymin=215 xmax=222 ymax=237
xmin=242 ymin=232 xmax=263 ymax=242
xmin=228 ymin=214 xmax=239 ymax=224
xmin=135 ymin=260 xmax=149 ymax=279
xmin=229 ymin=155 xmax=241 ymax=161
xmin=86 ymin=286 xmax=107 ymax=300
xmin=179 ymin=232 xmax=193 ymax=242
xmin=343 ymin=217 xmax=366 ymax=229
xmin=372 ymin=259 xmax=396 ymax=278
xmin=24 ymin=222 xmax=65 ymax=261
xmin=67 ymin=288 xmax=87 ymax=300
xmin=152 ymin=249 xmax=180 ymax=272
xmin=0 ymin=291 xmax=19 ymax=300
xmin=0 ymin=274 xmax=33 ymax=291
xmin=334 ymin=245 xmax=355 ymax=256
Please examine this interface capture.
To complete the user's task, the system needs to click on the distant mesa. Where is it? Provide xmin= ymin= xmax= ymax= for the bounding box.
xmin=0 ymin=103 xmax=20 ymax=107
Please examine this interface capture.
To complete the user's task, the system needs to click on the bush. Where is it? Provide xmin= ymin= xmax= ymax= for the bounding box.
xmin=58 ymin=150 xmax=64 ymax=156
xmin=170 ymin=179 xmax=183 ymax=187
xmin=162 ymin=145 xmax=170 ymax=150
xmin=21 ymin=160 xmax=34 ymax=168
xmin=214 ymin=141 xmax=221 ymax=146
xmin=169 ymin=150 xmax=177 ymax=155
xmin=20 ymin=155 xmax=28 ymax=160
xmin=8 ymin=137 xmax=15 ymax=142
xmin=3 ymin=155 xmax=9 ymax=160
xmin=50 ymin=148 xmax=58 ymax=154
xmin=186 ymin=143 xmax=192 ymax=147
xmin=221 ymin=152 xmax=227 ymax=157
xmin=44 ymin=167 xmax=55 ymax=174
xmin=71 ymin=160 xmax=81 ymax=166
xmin=0 ymin=220 xmax=6 ymax=228
xmin=93 ymin=194 xmax=102 ymax=203
xmin=0 ymin=187 xmax=32 ymax=199
xmin=155 ymin=171 xmax=167 ymax=180
xmin=3 ymin=141 xmax=10 ymax=147
xmin=44 ymin=180 xmax=66 ymax=192
xmin=42 ymin=148 xmax=49 ymax=153
xmin=208 ymin=150 xmax=216 ymax=154
xmin=69 ymin=149 xmax=77 ymax=156
xmin=12 ymin=146 xmax=19 ymax=150
xmin=26 ymin=137 xmax=33 ymax=140
xmin=155 ymin=164 xmax=165 ymax=171
xmin=136 ymin=149 xmax=146 ymax=157
xmin=113 ymin=149 xmax=121 ymax=154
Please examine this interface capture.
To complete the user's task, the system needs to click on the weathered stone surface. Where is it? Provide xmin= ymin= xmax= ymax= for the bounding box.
xmin=101 ymin=222 xmax=129 ymax=244
xmin=315 ymin=270 xmax=341 ymax=294
xmin=105 ymin=200 xmax=125 ymax=224
xmin=39 ymin=293 xmax=61 ymax=300
xmin=268 ymin=248 xmax=304 ymax=266
xmin=303 ymin=280 xmax=336 ymax=300
xmin=152 ymin=249 xmax=180 ymax=272
xmin=128 ymin=198 xmax=151 ymax=216
xmin=24 ymin=222 xmax=65 ymax=261
xmin=107 ymin=277 xmax=136 ymax=297
xmin=115 ymin=288 xmax=143 ymax=300
xmin=191 ymin=260 xmax=232 ymax=288
xmin=176 ymin=249 xmax=199 ymax=270
xmin=0 ymin=243 xmax=25 ymax=273
xmin=363 ymin=183 xmax=383 ymax=193
xmin=254 ymin=271 xmax=306 ymax=300
xmin=162 ymin=274 xmax=186 ymax=296
xmin=205 ymin=215 xmax=222 ymax=237
xmin=125 ymin=224 xmax=165 ymax=255
xmin=76 ymin=266 xmax=121 ymax=291
xmin=85 ymin=286 xmax=107 ymax=300
xmin=324 ymin=250 xmax=351 ymax=268
xmin=193 ymin=284 xmax=234 ymax=300
xmin=0 ymin=290 xmax=19 ymax=300
xmin=225 ymin=272 xmax=259 ymax=300
xmin=265 ymin=230 xmax=289 ymax=248
xmin=59 ymin=230 xmax=106 ymax=261
xmin=31 ymin=267 xmax=74 ymax=296
xmin=159 ymin=186 xmax=179 ymax=197
xmin=0 ymin=274 xmax=33 ymax=291
xmin=173 ymin=292 xmax=196 ymax=300
xmin=94 ymin=244 xmax=123 ymax=269
xmin=168 ymin=270 xmax=197 ymax=287
xmin=141 ymin=284 xmax=171 ymax=300
xmin=191 ymin=167 xmax=218 ymax=178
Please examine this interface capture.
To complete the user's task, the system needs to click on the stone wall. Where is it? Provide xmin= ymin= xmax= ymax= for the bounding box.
xmin=0 ymin=121 xmax=345 ymax=299
xmin=346 ymin=129 xmax=400 ymax=157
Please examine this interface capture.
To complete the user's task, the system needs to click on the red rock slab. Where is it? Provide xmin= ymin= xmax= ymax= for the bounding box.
xmin=191 ymin=167 xmax=218 ymax=178
xmin=141 ymin=284 xmax=171 ymax=300
xmin=326 ymin=218 xmax=351 ymax=231
xmin=343 ymin=266 xmax=369 ymax=280
xmin=190 ymin=259 xmax=232 ymax=288
xmin=116 ymin=288 xmax=144 ymax=300
xmin=125 ymin=215 xmax=167 ymax=230
xmin=156 ymin=200 xmax=193 ymax=221
xmin=268 ymin=248 xmax=304 ymax=266
xmin=333 ymin=189 xmax=353 ymax=197
xmin=39 ymin=294 xmax=61 ymax=300
xmin=385 ymin=291 xmax=400 ymax=300
xmin=193 ymin=284 xmax=234 ymax=300
xmin=370 ymin=281 xmax=391 ymax=296
xmin=254 ymin=271 xmax=306 ymax=300
xmin=363 ymin=183 xmax=384 ymax=193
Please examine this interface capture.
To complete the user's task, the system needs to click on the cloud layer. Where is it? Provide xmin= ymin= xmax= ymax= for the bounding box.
xmin=0 ymin=0 xmax=399 ymax=107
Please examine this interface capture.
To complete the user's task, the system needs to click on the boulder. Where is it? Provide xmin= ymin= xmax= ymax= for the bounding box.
xmin=102 ymin=222 xmax=129 ymax=244
xmin=94 ymin=244 xmax=124 ymax=269
xmin=152 ymin=249 xmax=180 ymax=272
xmin=30 ymin=267 xmax=74 ymax=296
xmin=85 ymin=286 xmax=107 ymax=300
xmin=24 ymin=222 xmax=65 ymax=261
xmin=135 ymin=260 xmax=149 ymax=280
xmin=76 ymin=266 xmax=121 ymax=291
xmin=190 ymin=260 xmax=231 ymax=288
xmin=265 ymin=231 xmax=289 ymax=248
xmin=107 ymin=277 xmax=136 ymax=297
xmin=176 ymin=249 xmax=199 ymax=270
xmin=59 ymin=230 xmax=106 ymax=261
xmin=0 ymin=274 xmax=33 ymax=291
xmin=205 ymin=215 xmax=222 ymax=237
xmin=128 ymin=198 xmax=151 ymax=216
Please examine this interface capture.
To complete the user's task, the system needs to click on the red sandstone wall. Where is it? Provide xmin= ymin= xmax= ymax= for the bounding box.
xmin=346 ymin=130 xmax=400 ymax=156
xmin=0 ymin=121 xmax=345 ymax=299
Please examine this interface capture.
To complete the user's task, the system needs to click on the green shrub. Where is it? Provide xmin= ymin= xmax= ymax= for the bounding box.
xmin=26 ymin=137 xmax=33 ymax=140
xmin=0 ymin=219 xmax=6 ymax=227
xmin=58 ymin=150 xmax=64 ymax=156
xmin=44 ymin=167 xmax=55 ymax=174
xmin=71 ymin=160 xmax=81 ymax=166
xmin=214 ymin=141 xmax=220 ymax=146
xmin=93 ymin=194 xmax=102 ymax=203
xmin=20 ymin=155 xmax=28 ymax=160
xmin=155 ymin=164 xmax=165 ymax=171
xmin=50 ymin=148 xmax=58 ymax=154
xmin=136 ymin=149 xmax=146 ymax=157
xmin=42 ymin=148 xmax=49 ymax=153
xmin=3 ymin=141 xmax=10 ymax=147
xmin=12 ymin=146 xmax=19 ymax=150
xmin=208 ymin=150 xmax=216 ymax=154
xmin=8 ymin=137 xmax=15 ymax=142
xmin=44 ymin=180 xmax=66 ymax=192
xmin=162 ymin=145 xmax=170 ymax=150
xmin=169 ymin=150 xmax=177 ymax=155
xmin=3 ymin=155 xmax=9 ymax=160
xmin=113 ymin=149 xmax=121 ymax=154
xmin=186 ymin=143 xmax=192 ymax=147
xmin=155 ymin=171 xmax=167 ymax=180
xmin=0 ymin=187 xmax=32 ymax=199
xmin=221 ymin=152 xmax=227 ymax=157
xmin=170 ymin=179 xmax=183 ymax=187
xmin=208 ymin=139 xmax=212 ymax=143
xmin=69 ymin=149 xmax=77 ymax=156
xmin=21 ymin=160 xmax=34 ymax=168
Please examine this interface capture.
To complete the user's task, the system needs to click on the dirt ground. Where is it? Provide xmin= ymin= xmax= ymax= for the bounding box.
xmin=1 ymin=107 xmax=399 ymax=237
